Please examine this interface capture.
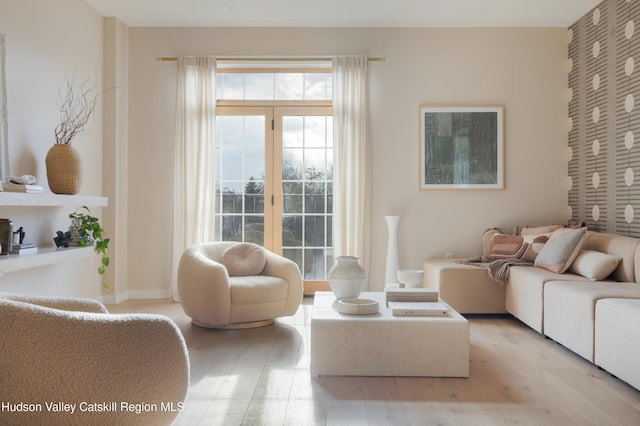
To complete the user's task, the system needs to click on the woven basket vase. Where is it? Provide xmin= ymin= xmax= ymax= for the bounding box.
xmin=45 ymin=144 xmax=83 ymax=195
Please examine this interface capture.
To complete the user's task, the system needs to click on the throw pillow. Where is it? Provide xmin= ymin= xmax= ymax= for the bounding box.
xmin=569 ymin=250 xmax=622 ymax=281
xmin=221 ymin=243 xmax=267 ymax=276
xmin=488 ymin=234 xmax=527 ymax=260
xmin=521 ymin=234 xmax=551 ymax=262
xmin=534 ymin=228 xmax=587 ymax=274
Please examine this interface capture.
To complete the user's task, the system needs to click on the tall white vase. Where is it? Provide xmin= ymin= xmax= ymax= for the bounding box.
xmin=384 ymin=215 xmax=402 ymax=287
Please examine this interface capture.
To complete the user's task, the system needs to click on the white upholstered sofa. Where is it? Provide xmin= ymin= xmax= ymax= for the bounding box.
xmin=423 ymin=227 xmax=640 ymax=391
xmin=0 ymin=292 xmax=189 ymax=425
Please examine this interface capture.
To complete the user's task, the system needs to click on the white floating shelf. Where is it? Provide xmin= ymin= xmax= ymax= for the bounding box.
xmin=0 ymin=246 xmax=96 ymax=275
xmin=0 ymin=193 xmax=108 ymax=207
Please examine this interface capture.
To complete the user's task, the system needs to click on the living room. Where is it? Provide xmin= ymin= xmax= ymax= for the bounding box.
xmin=2 ymin=0 xmax=639 ymax=425
xmin=0 ymin=0 xmax=572 ymax=301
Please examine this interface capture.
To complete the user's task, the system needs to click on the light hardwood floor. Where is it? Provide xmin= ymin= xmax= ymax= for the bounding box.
xmin=107 ymin=298 xmax=640 ymax=426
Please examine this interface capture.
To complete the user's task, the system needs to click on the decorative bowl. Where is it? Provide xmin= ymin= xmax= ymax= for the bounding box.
xmin=338 ymin=298 xmax=379 ymax=315
xmin=397 ymin=269 xmax=424 ymax=288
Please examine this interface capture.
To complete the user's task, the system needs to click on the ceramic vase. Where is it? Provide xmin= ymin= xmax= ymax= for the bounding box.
xmin=45 ymin=143 xmax=82 ymax=195
xmin=328 ymin=256 xmax=366 ymax=300
xmin=385 ymin=215 xmax=402 ymax=287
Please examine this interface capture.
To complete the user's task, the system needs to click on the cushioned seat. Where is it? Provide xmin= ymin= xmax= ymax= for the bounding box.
xmin=595 ymin=298 xmax=640 ymax=390
xmin=178 ymin=242 xmax=303 ymax=329
xmin=506 ymin=266 xmax=589 ymax=333
xmin=422 ymin=258 xmax=506 ymax=313
xmin=0 ymin=292 xmax=189 ymax=426
xmin=544 ymin=281 xmax=640 ymax=361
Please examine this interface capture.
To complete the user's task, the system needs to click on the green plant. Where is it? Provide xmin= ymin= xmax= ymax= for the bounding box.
xmin=69 ymin=206 xmax=110 ymax=288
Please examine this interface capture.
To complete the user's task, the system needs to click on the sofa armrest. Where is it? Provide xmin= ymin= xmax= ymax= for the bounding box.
xmin=0 ymin=292 xmax=108 ymax=313
xmin=0 ymin=298 xmax=189 ymax=425
xmin=482 ymin=228 xmax=501 ymax=257
xmin=178 ymin=244 xmax=232 ymax=325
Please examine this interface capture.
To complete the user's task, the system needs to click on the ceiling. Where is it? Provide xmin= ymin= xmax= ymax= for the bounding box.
xmin=84 ymin=0 xmax=602 ymax=28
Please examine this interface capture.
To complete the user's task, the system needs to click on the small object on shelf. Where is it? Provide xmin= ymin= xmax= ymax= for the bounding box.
xmin=388 ymin=301 xmax=449 ymax=316
xmin=0 ymin=218 xmax=12 ymax=255
xmin=9 ymin=174 xmax=37 ymax=185
xmin=337 ymin=298 xmax=379 ymax=315
xmin=2 ymin=183 xmax=44 ymax=193
xmin=12 ymin=226 xmax=25 ymax=245
xmin=53 ymin=230 xmax=73 ymax=248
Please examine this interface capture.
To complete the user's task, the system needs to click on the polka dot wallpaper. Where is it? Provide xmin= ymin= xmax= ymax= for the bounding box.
xmin=568 ymin=0 xmax=640 ymax=236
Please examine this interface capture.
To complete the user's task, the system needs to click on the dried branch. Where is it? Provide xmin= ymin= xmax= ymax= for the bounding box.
xmin=54 ymin=73 xmax=101 ymax=145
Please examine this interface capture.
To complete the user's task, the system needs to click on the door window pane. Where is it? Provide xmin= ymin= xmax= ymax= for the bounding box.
xmin=283 ymin=148 xmax=303 ymax=181
xmin=215 ymin=114 xmax=266 ymax=243
xmin=281 ymin=113 xmax=333 ymax=280
xmin=283 ymin=116 xmax=304 ymax=148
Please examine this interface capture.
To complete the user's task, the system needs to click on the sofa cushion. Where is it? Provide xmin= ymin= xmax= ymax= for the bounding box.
xmin=229 ymin=275 xmax=288 ymax=303
xmin=582 ymin=232 xmax=640 ymax=282
xmin=543 ymin=280 xmax=640 ymax=361
xmin=505 ymin=265 xmax=589 ymax=333
xmin=521 ymin=234 xmax=551 ymax=262
xmin=487 ymin=234 xmax=527 ymax=260
xmin=595 ymin=298 xmax=640 ymax=391
xmin=569 ymin=250 xmax=622 ymax=281
xmin=534 ymin=228 xmax=587 ymax=274
xmin=221 ymin=243 xmax=267 ymax=276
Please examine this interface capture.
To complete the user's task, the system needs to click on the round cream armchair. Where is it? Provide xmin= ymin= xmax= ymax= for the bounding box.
xmin=177 ymin=242 xmax=303 ymax=329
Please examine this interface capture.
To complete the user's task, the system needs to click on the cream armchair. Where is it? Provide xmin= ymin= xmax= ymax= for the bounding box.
xmin=178 ymin=242 xmax=303 ymax=329
xmin=0 ymin=292 xmax=189 ymax=426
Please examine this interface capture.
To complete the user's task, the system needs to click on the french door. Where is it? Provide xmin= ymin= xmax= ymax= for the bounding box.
xmin=215 ymin=105 xmax=333 ymax=292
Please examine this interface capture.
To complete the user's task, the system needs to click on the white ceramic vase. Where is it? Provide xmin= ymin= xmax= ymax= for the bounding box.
xmin=328 ymin=256 xmax=366 ymax=300
xmin=385 ymin=215 xmax=402 ymax=287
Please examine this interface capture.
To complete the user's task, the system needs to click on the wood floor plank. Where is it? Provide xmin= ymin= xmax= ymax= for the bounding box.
xmin=105 ymin=300 xmax=640 ymax=425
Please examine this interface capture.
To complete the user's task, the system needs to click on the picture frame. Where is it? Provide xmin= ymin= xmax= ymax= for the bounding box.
xmin=419 ymin=105 xmax=504 ymax=190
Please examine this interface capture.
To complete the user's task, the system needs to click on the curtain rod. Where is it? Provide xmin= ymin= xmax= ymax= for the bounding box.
xmin=156 ymin=56 xmax=385 ymax=62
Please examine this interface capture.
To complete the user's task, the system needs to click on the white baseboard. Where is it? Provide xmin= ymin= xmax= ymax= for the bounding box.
xmin=126 ymin=289 xmax=173 ymax=300
xmin=101 ymin=289 xmax=172 ymax=304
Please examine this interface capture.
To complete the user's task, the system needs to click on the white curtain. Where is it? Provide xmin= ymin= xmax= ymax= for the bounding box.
xmin=171 ymin=56 xmax=217 ymax=301
xmin=332 ymin=55 xmax=371 ymax=281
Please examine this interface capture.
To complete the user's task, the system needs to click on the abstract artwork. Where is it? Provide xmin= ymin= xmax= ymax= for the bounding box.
xmin=419 ymin=105 xmax=504 ymax=190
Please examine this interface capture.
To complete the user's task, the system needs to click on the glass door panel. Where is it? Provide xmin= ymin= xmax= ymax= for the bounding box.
xmin=214 ymin=105 xmax=332 ymax=292
xmin=215 ymin=107 xmax=273 ymax=248
xmin=276 ymin=107 xmax=333 ymax=282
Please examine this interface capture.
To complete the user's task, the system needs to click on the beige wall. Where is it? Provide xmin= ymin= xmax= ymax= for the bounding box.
xmin=102 ymin=17 xmax=129 ymax=302
xmin=129 ymin=26 xmax=568 ymax=294
xmin=0 ymin=0 xmax=105 ymax=298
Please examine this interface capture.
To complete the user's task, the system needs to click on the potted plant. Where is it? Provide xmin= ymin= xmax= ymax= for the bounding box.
xmin=69 ymin=206 xmax=110 ymax=288
xmin=46 ymin=73 xmax=102 ymax=195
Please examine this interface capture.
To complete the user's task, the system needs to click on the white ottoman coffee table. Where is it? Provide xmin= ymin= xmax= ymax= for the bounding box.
xmin=310 ymin=291 xmax=469 ymax=377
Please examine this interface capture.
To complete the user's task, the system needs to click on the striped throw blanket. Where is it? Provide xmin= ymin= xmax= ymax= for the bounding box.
xmin=460 ymin=256 xmax=534 ymax=285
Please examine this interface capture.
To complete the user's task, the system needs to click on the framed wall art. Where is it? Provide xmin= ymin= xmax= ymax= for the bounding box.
xmin=419 ymin=105 xmax=504 ymax=190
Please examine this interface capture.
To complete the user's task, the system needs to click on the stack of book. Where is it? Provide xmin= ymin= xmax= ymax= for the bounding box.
xmin=385 ymin=288 xmax=448 ymax=316
xmin=2 ymin=183 xmax=44 ymax=193
xmin=10 ymin=243 xmax=38 ymax=255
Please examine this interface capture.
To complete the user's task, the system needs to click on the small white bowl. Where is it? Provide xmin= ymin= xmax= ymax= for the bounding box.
xmin=338 ymin=298 xmax=379 ymax=315
xmin=397 ymin=269 xmax=424 ymax=288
